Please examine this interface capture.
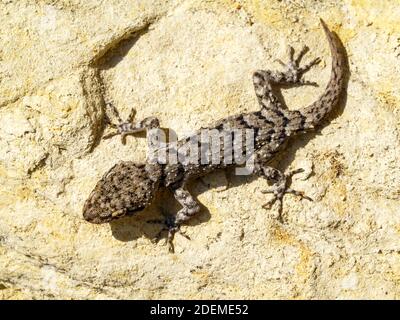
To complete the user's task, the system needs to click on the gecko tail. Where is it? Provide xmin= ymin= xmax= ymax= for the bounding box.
xmin=299 ymin=19 xmax=347 ymax=129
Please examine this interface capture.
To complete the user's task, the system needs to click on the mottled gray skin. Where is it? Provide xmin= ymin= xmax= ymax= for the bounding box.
xmin=83 ymin=20 xmax=346 ymax=252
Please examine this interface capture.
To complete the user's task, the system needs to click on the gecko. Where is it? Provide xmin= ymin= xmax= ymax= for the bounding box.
xmin=83 ymin=19 xmax=346 ymax=252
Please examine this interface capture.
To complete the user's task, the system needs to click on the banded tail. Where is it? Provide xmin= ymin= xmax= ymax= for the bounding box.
xmin=300 ymin=19 xmax=347 ymax=129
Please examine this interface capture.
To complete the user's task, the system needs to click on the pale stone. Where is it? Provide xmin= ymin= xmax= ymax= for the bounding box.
xmin=1 ymin=0 xmax=399 ymax=299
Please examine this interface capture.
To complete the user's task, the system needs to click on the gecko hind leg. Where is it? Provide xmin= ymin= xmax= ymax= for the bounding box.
xmin=253 ymin=45 xmax=321 ymax=110
xmin=103 ymin=102 xmax=160 ymax=144
xmin=257 ymin=167 xmax=313 ymax=221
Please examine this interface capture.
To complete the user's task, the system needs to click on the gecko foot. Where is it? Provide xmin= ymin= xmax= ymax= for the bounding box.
xmin=275 ymin=45 xmax=321 ymax=86
xmin=103 ymin=102 xmax=140 ymax=144
xmin=261 ymin=168 xmax=313 ymax=221
xmin=147 ymin=216 xmax=190 ymax=253
xmin=103 ymin=102 xmax=160 ymax=144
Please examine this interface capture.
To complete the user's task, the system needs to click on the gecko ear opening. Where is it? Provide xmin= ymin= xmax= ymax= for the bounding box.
xmin=82 ymin=161 xmax=160 ymax=224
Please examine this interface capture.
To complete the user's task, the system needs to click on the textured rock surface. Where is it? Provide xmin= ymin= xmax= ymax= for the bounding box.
xmin=1 ymin=0 xmax=399 ymax=299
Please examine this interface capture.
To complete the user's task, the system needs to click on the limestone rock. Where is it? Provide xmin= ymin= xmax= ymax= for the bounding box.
xmin=1 ymin=0 xmax=399 ymax=299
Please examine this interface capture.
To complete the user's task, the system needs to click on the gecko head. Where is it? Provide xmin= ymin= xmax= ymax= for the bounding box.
xmin=83 ymin=161 xmax=161 ymax=224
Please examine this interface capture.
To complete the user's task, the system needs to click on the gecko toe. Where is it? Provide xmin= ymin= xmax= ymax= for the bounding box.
xmin=285 ymin=188 xmax=313 ymax=202
xmin=278 ymin=46 xmax=321 ymax=85
xmin=148 ymin=216 xmax=189 ymax=253
xmin=260 ymin=167 xmax=311 ymax=220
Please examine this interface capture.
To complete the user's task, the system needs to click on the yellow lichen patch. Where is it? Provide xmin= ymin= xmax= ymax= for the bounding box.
xmin=271 ymin=224 xmax=296 ymax=245
xmin=314 ymin=150 xmax=346 ymax=184
xmin=0 ymin=189 xmax=21 ymax=208
xmin=271 ymin=225 xmax=313 ymax=284
xmin=0 ymin=164 xmax=9 ymax=179
xmin=329 ymin=182 xmax=350 ymax=217
xmin=33 ymin=86 xmax=81 ymax=120
xmin=325 ymin=151 xmax=346 ymax=180
xmin=295 ymin=243 xmax=313 ymax=279
xmin=36 ymin=211 xmax=78 ymax=243
xmin=350 ymin=0 xmax=400 ymax=33
xmin=0 ymin=288 xmax=33 ymax=300
xmin=234 ymin=0 xmax=282 ymax=26
xmin=190 ymin=269 xmax=212 ymax=290
xmin=194 ymin=0 xmax=283 ymax=26
xmin=376 ymin=90 xmax=400 ymax=115
xmin=312 ymin=150 xmax=360 ymax=217
xmin=272 ymin=226 xmax=312 ymax=270
xmin=14 ymin=185 xmax=35 ymax=202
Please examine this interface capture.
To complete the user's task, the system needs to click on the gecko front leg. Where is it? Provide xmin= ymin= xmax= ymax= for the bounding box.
xmin=103 ymin=102 xmax=160 ymax=144
xmin=149 ymin=186 xmax=200 ymax=253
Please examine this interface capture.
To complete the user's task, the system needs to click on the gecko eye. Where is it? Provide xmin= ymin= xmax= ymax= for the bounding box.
xmin=82 ymin=161 xmax=160 ymax=224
